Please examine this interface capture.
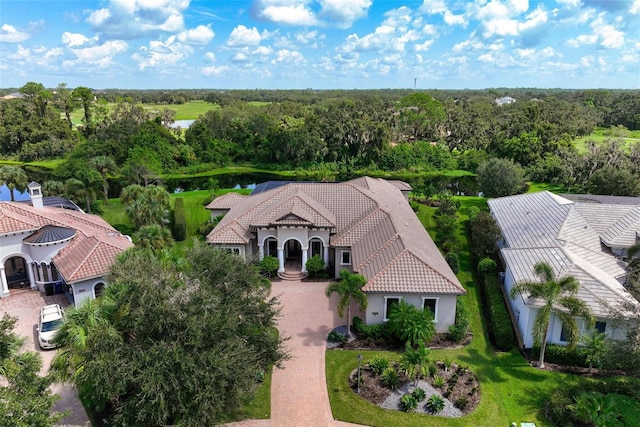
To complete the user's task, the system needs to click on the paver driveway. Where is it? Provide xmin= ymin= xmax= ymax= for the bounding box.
xmin=0 ymin=289 xmax=90 ymax=427
xmin=269 ymin=279 xmax=366 ymax=427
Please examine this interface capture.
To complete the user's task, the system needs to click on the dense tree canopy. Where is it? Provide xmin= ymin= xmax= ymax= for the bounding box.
xmin=51 ymin=244 xmax=287 ymax=426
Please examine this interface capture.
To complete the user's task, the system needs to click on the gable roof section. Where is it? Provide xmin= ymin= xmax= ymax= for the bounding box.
xmin=54 ymin=235 xmax=131 ymax=283
xmin=207 ymin=178 xmax=465 ymax=295
xmin=205 ymin=192 xmax=249 ymax=210
xmin=599 ymin=206 xmax=640 ymax=248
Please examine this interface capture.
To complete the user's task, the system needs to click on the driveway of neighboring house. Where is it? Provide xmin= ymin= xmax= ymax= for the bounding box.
xmin=0 ymin=289 xmax=90 ymax=427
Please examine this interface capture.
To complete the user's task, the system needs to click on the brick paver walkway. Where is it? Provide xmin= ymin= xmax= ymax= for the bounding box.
xmin=0 ymin=289 xmax=90 ymax=426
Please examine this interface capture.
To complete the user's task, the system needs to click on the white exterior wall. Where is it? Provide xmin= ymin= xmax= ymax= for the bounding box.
xmin=71 ymin=278 xmax=106 ymax=308
xmin=364 ymin=293 xmax=458 ymax=333
xmin=209 ymin=209 xmax=228 ymax=221
xmin=503 ymin=265 xmax=535 ymax=348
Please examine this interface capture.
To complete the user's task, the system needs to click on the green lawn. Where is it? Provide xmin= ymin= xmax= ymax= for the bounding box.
xmin=326 ymin=198 xmax=576 ymax=426
xmin=141 ymin=100 xmax=220 ymax=120
xmin=573 ymin=128 xmax=640 ymax=153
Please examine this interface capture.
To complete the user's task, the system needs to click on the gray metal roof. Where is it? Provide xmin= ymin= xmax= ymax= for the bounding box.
xmin=24 ymin=225 xmax=76 ymax=245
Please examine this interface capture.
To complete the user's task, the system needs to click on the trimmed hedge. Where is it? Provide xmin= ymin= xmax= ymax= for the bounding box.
xmin=482 ymin=274 xmax=515 ymax=351
xmin=173 ymin=198 xmax=187 ymax=241
xmin=528 ymin=344 xmax=590 ymax=368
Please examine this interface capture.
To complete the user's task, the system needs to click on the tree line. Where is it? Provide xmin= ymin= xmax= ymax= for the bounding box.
xmin=2 ymin=82 xmax=640 ymax=205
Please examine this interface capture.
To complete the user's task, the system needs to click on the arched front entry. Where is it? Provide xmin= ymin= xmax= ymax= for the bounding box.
xmin=283 ymin=239 xmax=302 ymax=272
xmin=3 ymin=256 xmax=29 ymax=290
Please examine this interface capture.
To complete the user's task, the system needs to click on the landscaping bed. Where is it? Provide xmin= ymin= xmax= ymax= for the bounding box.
xmin=348 ymin=360 xmax=480 ymax=417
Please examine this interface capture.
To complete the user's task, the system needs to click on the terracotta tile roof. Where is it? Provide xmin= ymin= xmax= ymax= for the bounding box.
xmin=207 ymin=177 xmax=465 ymax=296
xmin=205 ymin=192 xmax=249 ymax=210
xmin=0 ymin=201 xmax=133 ymax=283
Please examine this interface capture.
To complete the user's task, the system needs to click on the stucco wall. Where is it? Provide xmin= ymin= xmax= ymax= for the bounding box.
xmin=71 ymin=278 xmax=106 ymax=308
xmin=364 ymin=293 xmax=458 ymax=333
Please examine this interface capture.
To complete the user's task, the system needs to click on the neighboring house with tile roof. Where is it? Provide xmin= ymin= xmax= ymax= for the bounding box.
xmin=488 ymin=191 xmax=640 ymax=349
xmin=0 ymin=182 xmax=133 ymax=307
xmin=206 ymin=177 xmax=466 ymax=332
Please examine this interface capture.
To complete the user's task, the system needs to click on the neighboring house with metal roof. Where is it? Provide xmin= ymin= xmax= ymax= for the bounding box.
xmin=0 ymin=182 xmax=133 ymax=307
xmin=488 ymin=191 xmax=640 ymax=349
xmin=206 ymin=177 xmax=465 ymax=332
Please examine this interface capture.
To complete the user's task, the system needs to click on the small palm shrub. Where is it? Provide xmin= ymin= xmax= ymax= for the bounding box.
xmin=399 ymin=394 xmax=418 ymax=412
xmin=411 ymin=387 xmax=426 ymax=402
xmin=454 ymin=396 xmax=469 ymax=410
xmin=432 ymin=375 xmax=446 ymax=388
xmin=427 ymin=362 xmax=437 ymax=378
xmin=426 ymin=394 xmax=445 ymax=414
xmin=443 ymin=358 xmax=453 ymax=372
xmin=380 ymin=367 xmax=399 ymax=390
xmin=367 ymin=356 xmax=390 ymax=376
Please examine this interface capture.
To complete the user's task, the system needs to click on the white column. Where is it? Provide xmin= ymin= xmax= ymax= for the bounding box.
xmin=323 ymin=245 xmax=329 ymax=266
xmin=301 ymin=246 xmax=308 ymax=273
xmin=0 ymin=266 xmax=9 ymax=297
xmin=258 ymin=243 xmax=264 ymax=260
xmin=277 ymin=248 xmax=285 ymax=272
xmin=27 ymin=263 xmax=37 ymax=290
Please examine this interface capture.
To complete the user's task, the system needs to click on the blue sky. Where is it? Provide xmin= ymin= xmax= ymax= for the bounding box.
xmin=1 ymin=0 xmax=639 ymax=90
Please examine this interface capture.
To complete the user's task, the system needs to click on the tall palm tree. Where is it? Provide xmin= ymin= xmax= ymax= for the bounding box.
xmin=89 ymin=155 xmax=117 ymax=204
xmin=510 ymin=261 xmax=594 ymax=368
xmin=0 ymin=166 xmax=28 ymax=202
xmin=325 ymin=269 xmax=368 ymax=338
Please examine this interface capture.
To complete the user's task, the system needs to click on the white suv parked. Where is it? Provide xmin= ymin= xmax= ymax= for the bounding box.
xmin=37 ymin=304 xmax=64 ymax=350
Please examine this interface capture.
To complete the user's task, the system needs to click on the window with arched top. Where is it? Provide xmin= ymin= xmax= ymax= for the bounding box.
xmin=94 ymin=283 xmax=105 ymax=298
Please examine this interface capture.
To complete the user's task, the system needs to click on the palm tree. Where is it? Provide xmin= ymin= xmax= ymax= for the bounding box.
xmin=401 ymin=342 xmax=431 ymax=386
xmin=510 ymin=261 xmax=594 ymax=368
xmin=325 ymin=270 xmax=368 ymax=338
xmin=582 ymin=331 xmax=607 ymax=373
xmin=89 ymin=155 xmax=117 ymax=204
xmin=388 ymin=301 xmax=436 ymax=347
xmin=133 ymin=224 xmax=174 ymax=254
xmin=0 ymin=166 xmax=28 ymax=202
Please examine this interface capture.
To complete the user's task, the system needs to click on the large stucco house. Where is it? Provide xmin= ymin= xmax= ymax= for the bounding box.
xmin=206 ymin=177 xmax=466 ymax=332
xmin=0 ymin=182 xmax=133 ymax=307
xmin=488 ymin=191 xmax=640 ymax=349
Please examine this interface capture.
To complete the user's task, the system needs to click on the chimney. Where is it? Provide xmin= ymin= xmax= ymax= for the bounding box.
xmin=27 ymin=181 xmax=43 ymax=209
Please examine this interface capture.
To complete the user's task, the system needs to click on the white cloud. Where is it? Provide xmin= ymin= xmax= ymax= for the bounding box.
xmin=318 ymin=0 xmax=372 ymax=29
xmin=254 ymin=46 xmax=273 ymax=56
xmin=202 ymin=65 xmax=230 ymax=76
xmin=252 ymin=0 xmax=318 ymax=26
xmin=414 ymin=40 xmax=434 ymax=51
xmin=0 ymin=24 xmax=30 ymax=43
xmin=204 ymin=52 xmax=216 ymax=62
xmin=176 ymin=25 xmax=215 ymax=45
xmin=631 ymin=0 xmax=640 ymax=14
xmin=227 ymin=25 xmax=263 ymax=47
xmin=66 ymin=40 xmax=128 ymax=68
xmin=273 ymin=49 xmax=305 ymax=63
xmin=131 ymin=38 xmax=192 ymax=70
xmin=86 ymin=0 xmax=188 ymax=39
xmin=567 ymin=13 xmax=625 ymax=49
xmin=62 ymin=32 xmax=93 ymax=47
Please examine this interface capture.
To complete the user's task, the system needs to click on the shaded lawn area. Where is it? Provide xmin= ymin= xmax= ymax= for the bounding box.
xmin=326 ymin=197 xmax=572 ymax=426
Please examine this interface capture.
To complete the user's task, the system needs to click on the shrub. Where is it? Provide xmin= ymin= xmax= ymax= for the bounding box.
xmin=432 ymin=375 xmax=445 ymax=388
xmin=426 ymin=394 xmax=445 ymax=414
xmin=352 ymin=316 xmax=390 ymax=342
xmin=399 ymin=394 xmax=418 ymax=412
xmin=259 ymin=256 xmax=279 ymax=278
xmin=477 ymin=257 xmax=497 ymax=276
xmin=327 ymin=331 xmax=347 ymax=344
xmin=305 ymin=254 xmax=325 ymax=278
xmin=447 ymin=297 xmax=470 ymax=343
xmin=388 ymin=301 xmax=435 ymax=346
xmin=172 ymin=198 xmax=187 ymax=241
xmin=380 ymin=367 xmax=399 ymax=390
xmin=427 ymin=362 xmax=437 ymax=378
xmin=529 ymin=344 xmax=589 ymax=368
xmin=443 ymin=358 xmax=453 ymax=372
xmin=445 ymin=252 xmax=460 ymax=274
xmin=411 ymin=387 xmax=426 ymax=402
xmin=482 ymin=274 xmax=515 ymax=351
xmin=367 ymin=356 xmax=390 ymax=377
xmin=454 ymin=397 xmax=469 ymax=410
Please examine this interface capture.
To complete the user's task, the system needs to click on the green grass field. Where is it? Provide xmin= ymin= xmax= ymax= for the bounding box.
xmin=70 ymin=100 xmax=220 ymax=124
xmin=573 ymin=128 xmax=640 ymax=153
